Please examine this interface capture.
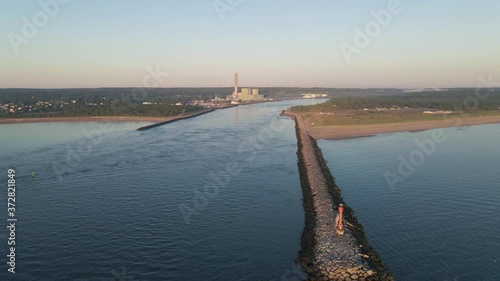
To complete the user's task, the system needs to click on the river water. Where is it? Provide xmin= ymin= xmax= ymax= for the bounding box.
xmin=319 ymin=124 xmax=500 ymax=281
xmin=2 ymin=100 xmax=499 ymax=280
xmin=0 ymin=100 xmax=322 ymax=281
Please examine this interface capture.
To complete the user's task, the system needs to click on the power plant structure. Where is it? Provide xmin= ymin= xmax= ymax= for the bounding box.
xmin=229 ymin=72 xmax=264 ymax=103
xmin=233 ymin=72 xmax=239 ymax=99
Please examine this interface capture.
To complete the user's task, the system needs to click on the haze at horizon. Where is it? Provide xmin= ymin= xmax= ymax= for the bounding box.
xmin=1 ymin=0 xmax=499 ymax=89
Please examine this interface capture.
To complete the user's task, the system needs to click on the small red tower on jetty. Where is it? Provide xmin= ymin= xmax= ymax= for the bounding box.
xmin=336 ymin=204 xmax=345 ymax=235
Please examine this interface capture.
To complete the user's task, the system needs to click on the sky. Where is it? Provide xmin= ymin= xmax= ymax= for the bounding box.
xmin=0 ymin=0 xmax=499 ymax=88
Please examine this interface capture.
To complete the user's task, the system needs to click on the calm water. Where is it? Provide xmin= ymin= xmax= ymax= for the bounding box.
xmin=319 ymin=124 xmax=500 ymax=281
xmin=2 ymin=104 xmax=499 ymax=281
xmin=0 ymin=100 xmax=323 ymax=281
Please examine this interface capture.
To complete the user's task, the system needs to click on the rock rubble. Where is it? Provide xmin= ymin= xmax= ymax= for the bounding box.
xmin=284 ymin=111 xmax=394 ymax=281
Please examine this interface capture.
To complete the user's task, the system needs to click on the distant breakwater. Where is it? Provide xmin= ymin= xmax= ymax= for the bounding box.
xmin=137 ymin=109 xmax=216 ymax=131
xmin=283 ymin=111 xmax=394 ymax=281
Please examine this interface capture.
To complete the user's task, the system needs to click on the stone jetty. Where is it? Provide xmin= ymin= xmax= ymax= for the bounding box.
xmin=137 ymin=108 xmax=215 ymax=131
xmin=284 ymin=111 xmax=394 ymax=281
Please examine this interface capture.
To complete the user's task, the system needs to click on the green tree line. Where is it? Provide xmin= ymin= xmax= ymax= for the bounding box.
xmin=291 ymin=89 xmax=500 ymax=112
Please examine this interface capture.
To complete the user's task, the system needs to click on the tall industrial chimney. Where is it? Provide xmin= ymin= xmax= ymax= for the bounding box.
xmin=234 ymin=72 xmax=238 ymax=97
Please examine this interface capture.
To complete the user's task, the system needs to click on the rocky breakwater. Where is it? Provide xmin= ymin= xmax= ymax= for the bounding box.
xmin=283 ymin=111 xmax=394 ymax=281
xmin=137 ymin=109 xmax=215 ymax=131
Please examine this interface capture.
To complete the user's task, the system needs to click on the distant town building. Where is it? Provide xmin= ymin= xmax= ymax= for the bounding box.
xmin=301 ymin=93 xmax=327 ymax=99
xmin=423 ymin=110 xmax=454 ymax=114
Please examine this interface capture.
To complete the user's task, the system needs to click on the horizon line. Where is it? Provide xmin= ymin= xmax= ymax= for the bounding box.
xmin=0 ymin=86 xmax=494 ymax=90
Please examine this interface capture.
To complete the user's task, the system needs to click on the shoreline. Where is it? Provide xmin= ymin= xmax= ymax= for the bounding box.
xmin=0 ymin=101 xmax=277 ymax=125
xmin=284 ymin=111 xmax=393 ymax=280
xmin=0 ymin=116 xmax=177 ymax=124
xmin=303 ymin=115 xmax=500 ymax=140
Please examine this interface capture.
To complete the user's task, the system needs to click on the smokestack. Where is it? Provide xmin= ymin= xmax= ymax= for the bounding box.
xmin=234 ymin=72 xmax=238 ymax=96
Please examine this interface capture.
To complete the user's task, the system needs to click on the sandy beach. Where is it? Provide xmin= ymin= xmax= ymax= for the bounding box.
xmin=305 ymin=115 xmax=500 ymax=140
xmin=0 ymin=116 xmax=179 ymax=124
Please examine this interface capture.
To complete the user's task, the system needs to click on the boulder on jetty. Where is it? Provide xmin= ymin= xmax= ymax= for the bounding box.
xmin=283 ymin=111 xmax=394 ymax=281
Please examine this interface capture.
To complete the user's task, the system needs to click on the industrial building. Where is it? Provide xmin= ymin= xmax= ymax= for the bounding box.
xmin=229 ymin=72 xmax=264 ymax=102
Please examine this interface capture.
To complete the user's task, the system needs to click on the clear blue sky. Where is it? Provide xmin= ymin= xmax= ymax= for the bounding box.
xmin=1 ymin=0 xmax=499 ymax=88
